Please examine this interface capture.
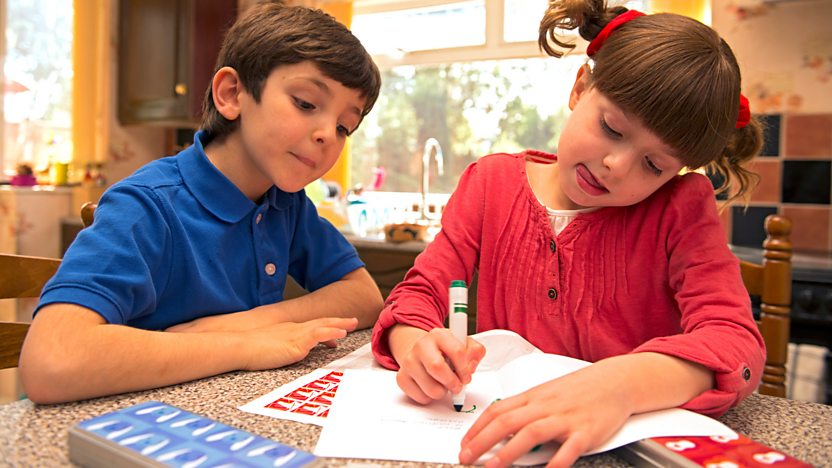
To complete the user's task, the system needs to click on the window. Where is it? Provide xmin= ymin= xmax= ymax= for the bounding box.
xmin=1 ymin=0 xmax=73 ymax=181
xmin=349 ymin=0 xmax=645 ymax=194
xmin=351 ymin=57 xmax=582 ymax=194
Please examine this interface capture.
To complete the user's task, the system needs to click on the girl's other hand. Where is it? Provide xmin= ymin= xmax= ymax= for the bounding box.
xmin=458 ymin=362 xmax=632 ymax=468
xmin=395 ymin=327 xmax=485 ymax=405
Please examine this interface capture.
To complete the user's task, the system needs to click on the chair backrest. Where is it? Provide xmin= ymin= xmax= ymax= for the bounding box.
xmin=0 ymin=254 xmax=61 ymax=369
xmin=81 ymin=201 xmax=97 ymax=228
xmin=0 ymin=202 xmax=94 ymax=369
xmin=739 ymin=214 xmax=793 ymax=398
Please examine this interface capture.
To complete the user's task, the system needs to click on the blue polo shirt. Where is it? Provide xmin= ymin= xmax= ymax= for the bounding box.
xmin=37 ymin=131 xmax=363 ymax=330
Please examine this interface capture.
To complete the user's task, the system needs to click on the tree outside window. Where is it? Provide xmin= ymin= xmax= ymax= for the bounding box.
xmin=351 ymin=56 xmax=583 ymax=194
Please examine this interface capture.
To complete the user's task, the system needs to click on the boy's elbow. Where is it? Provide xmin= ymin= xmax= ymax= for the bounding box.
xmin=19 ymin=344 xmax=80 ymax=404
xmin=19 ymin=362 xmax=71 ymax=405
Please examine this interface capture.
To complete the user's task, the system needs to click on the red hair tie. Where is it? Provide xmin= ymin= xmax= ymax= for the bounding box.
xmin=586 ymin=10 xmax=645 ymax=57
xmin=736 ymin=94 xmax=751 ymax=129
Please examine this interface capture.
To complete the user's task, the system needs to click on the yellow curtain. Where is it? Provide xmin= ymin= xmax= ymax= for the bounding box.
xmin=72 ymin=1 xmax=109 ymax=175
xmin=649 ymin=0 xmax=710 ymax=24
xmin=282 ymin=1 xmax=355 ymax=194
xmin=319 ymin=1 xmax=354 ymax=195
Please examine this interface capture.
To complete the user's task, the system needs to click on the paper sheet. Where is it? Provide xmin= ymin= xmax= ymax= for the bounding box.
xmin=313 ymin=331 xmax=736 ymax=465
xmin=241 ymin=330 xmax=736 ymax=465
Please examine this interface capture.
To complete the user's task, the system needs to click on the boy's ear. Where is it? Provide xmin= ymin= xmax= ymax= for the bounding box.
xmin=212 ymin=66 xmax=243 ymax=121
xmin=568 ymin=64 xmax=591 ymax=111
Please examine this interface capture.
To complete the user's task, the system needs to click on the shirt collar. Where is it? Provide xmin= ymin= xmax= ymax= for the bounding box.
xmin=178 ymin=131 xmax=250 ymax=223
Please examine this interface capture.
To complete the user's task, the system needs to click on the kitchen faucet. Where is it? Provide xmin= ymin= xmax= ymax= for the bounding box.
xmin=421 ymin=137 xmax=444 ymax=221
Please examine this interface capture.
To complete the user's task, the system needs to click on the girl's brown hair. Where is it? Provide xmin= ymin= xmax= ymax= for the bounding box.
xmin=201 ymin=1 xmax=381 ymax=141
xmin=539 ymin=0 xmax=762 ymax=204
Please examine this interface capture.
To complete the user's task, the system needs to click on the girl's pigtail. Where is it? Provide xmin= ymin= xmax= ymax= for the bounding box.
xmin=708 ymin=117 xmax=764 ymax=208
xmin=539 ymin=0 xmax=626 ymax=57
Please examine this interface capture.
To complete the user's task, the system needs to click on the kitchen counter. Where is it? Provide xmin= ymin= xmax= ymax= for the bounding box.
xmin=345 ymin=233 xmax=429 ymax=254
xmin=1 ymin=329 xmax=830 ymax=467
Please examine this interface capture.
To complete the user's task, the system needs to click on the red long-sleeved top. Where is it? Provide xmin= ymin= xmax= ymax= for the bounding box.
xmin=372 ymin=151 xmax=765 ymax=416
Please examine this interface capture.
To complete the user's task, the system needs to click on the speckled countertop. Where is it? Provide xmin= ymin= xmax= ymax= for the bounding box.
xmin=1 ymin=329 xmax=830 ymax=467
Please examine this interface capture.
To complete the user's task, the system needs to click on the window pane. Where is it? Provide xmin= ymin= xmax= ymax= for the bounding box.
xmin=504 ymin=0 xmax=651 ymax=43
xmin=352 ymin=1 xmax=485 ymax=56
xmin=2 ymin=0 xmax=73 ymax=179
xmin=350 ymin=56 xmax=585 ymax=194
xmin=503 ymin=0 xmax=548 ymax=43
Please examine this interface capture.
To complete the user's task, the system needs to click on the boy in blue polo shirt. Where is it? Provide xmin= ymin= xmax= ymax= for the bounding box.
xmin=19 ymin=3 xmax=383 ymax=404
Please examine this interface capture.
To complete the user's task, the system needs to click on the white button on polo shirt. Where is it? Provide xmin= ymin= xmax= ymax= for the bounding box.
xmin=264 ymin=263 xmax=276 ymax=276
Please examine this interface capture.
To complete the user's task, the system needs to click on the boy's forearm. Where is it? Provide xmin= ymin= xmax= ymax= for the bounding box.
xmin=595 ymin=352 xmax=714 ymax=415
xmin=266 ymin=268 xmax=383 ymax=329
xmin=20 ymin=305 xmax=246 ymax=404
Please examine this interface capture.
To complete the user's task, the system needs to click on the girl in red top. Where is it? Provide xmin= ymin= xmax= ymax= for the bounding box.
xmin=371 ymin=1 xmax=764 ymax=467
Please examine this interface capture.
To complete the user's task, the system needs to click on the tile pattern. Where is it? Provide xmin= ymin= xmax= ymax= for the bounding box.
xmin=759 ymin=114 xmax=781 ymax=157
xmin=720 ymin=113 xmax=832 ymax=252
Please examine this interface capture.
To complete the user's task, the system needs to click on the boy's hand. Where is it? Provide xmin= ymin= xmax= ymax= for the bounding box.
xmin=395 ymin=327 xmax=485 ymax=405
xmin=458 ymin=362 xmax=631 ymax=468
xmin=239 ymin=317 xmax=359 ymax=371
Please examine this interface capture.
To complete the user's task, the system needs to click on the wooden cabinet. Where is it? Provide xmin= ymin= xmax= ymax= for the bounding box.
xmin=117 ymin=0 xmax=237 ymax=126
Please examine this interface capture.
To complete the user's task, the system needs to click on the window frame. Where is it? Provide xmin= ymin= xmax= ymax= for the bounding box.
xmin=353 ymin=0 xmax=570 ymax=68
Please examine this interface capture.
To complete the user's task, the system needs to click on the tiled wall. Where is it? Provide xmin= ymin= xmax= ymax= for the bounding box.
xmin=721 ymin=114 xmax=832 ymax=253
xmin=712 ymin=0 xmax=832 ymax=254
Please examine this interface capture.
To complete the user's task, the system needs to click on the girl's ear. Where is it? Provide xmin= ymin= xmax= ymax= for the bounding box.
xmin=568 ymin=64 xmax=592 ymax=110
xmin=212 ymin=66 xmax=243 ymax=121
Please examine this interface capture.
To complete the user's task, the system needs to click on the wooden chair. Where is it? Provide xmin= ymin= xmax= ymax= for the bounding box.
xmin=81 ymin=201 xmax=97 ymax=228
xmin=0 ymin=202 xmax=93 ymax=370
xmin=739 ymin=214 xmax=793 ymax=398
xmin=0 ymin=254 xmax=62 ymax=369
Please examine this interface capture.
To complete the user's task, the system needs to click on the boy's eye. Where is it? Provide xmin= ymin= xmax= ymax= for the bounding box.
xmin=600 ymin=117 xmax=622 ymax=139
xmin=644 ymin=156 xmax=663 ymax=176
xmin=293 ymin=97 xmax=315 ymax=111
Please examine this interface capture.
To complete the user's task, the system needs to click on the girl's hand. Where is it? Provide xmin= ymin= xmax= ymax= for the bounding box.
xmin=459 ymin=362 xmax=633 ymax=468
xmin=395 ymin=327 xmax=486 ymax=404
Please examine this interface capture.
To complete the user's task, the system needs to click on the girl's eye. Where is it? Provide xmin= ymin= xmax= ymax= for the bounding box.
xmin=293 ymin=97 xmax=315 ymax=111
xmin=644 ymin=156 xmax=663 ymax=176
xmin=600 ymin=118 xmax=622 ymax=139
xmin=336 ymin=124 xmax=350 ymax=137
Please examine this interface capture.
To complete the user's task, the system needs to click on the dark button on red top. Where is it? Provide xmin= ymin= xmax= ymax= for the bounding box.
xmin=549 ymin=239 xmax=556 ymax=253
xmin=742 ymin=367 xmax=751 ymax=381
xmin=548 ymin=288 xmax=558 ymax=300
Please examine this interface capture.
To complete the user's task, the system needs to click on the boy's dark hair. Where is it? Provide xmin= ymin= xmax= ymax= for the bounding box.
xmin=201 ymin=2 xmax=381 ymax=140
xmin=539 ymin=0 xmax=762 ymax=204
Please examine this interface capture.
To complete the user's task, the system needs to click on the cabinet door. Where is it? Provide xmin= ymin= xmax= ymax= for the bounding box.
xmin=118 ymin=0 xmax=236 ymax=126
xmin=118 ymin=0 xmax=188 ymax=125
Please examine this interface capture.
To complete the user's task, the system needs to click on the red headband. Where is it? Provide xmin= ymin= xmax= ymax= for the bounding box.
xmin=587 ymin=10 xmax=752 ymax=130
xmin=586 ymin=10 xmax=645 ymax=57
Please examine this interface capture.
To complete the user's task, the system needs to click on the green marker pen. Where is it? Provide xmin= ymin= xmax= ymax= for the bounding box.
xmin=449 ymin=280 xmax=468 ymax=412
